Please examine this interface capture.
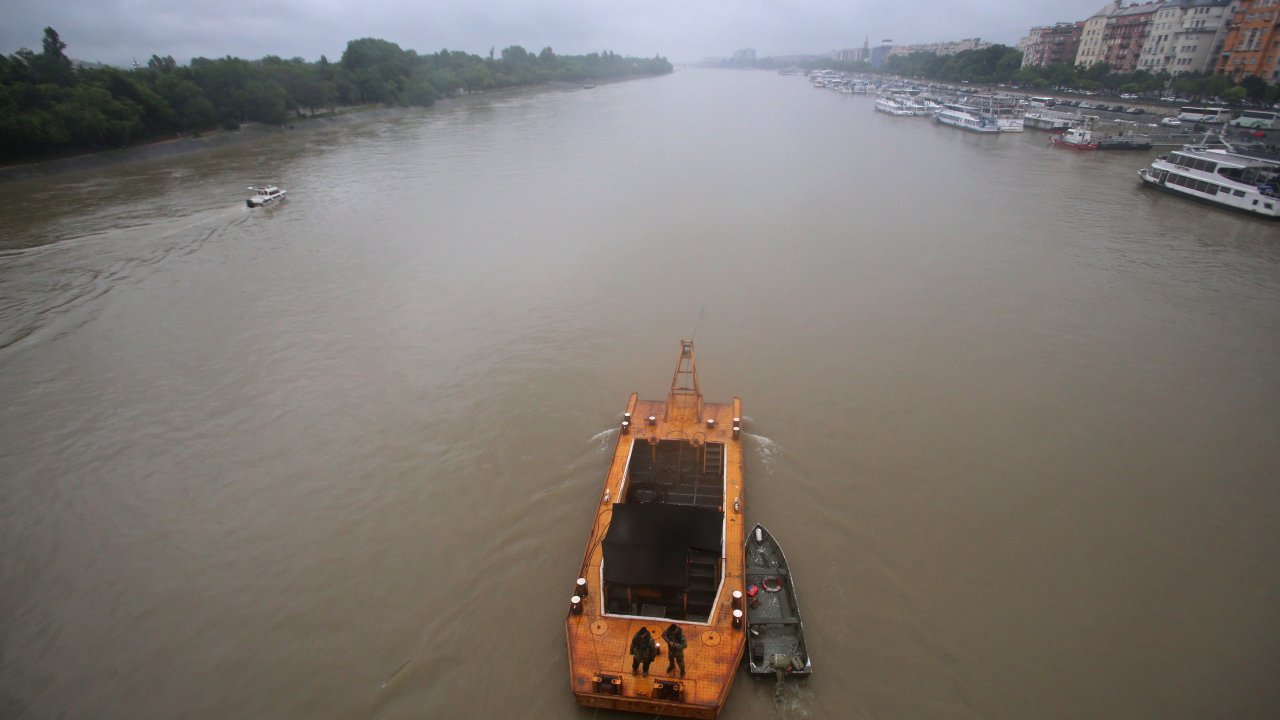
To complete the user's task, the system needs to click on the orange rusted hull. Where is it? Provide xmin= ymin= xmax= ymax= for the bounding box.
xmin=566 ymin=342 xmax=746 ymax=718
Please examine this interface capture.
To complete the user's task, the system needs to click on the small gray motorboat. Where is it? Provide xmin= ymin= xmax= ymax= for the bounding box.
xmin=744 ymin=524 xmax=812 ymax=680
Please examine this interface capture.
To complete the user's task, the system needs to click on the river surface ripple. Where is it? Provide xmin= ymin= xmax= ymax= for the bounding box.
xmin=1 ymin=69 xmax=1278 ymax=719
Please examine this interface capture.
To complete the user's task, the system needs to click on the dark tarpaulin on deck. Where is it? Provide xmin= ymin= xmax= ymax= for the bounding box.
xmin=602 ymin=504 xmax=723 ymax=588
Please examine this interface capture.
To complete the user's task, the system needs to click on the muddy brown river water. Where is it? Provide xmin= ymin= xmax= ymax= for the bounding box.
xmin=2 ymin=68 xmax=1278 ymax=719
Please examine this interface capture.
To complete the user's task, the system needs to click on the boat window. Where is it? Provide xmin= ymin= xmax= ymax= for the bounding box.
xmin=1234 ymin=190 xmax=1246 ymax=197
xmin=1171 ymin=155 xmax=1219 ymax=174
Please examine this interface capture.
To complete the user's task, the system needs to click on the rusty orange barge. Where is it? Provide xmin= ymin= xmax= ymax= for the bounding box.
xmin=566 ymin=341 xmax=747 ymax=718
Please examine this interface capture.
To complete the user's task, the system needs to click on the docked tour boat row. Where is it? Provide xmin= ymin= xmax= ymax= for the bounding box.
xmin=802 ymin=70 xmax=1279 ymax=221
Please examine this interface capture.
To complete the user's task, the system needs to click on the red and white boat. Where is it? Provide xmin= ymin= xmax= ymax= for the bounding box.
xmin=1050 ymin=126 xmax=1098 ymax=151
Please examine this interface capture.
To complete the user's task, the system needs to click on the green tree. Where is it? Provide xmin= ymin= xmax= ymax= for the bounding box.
xmin=30 ymin=27 xmax=75 ymax=86
xmin=1 ymin=30 xmax=674 ymax=162
xmin=147 ymin=55 xmax=177 ymax=73
xmin=237 ymin=80 xmax=289 ymax=123
xmin=401 ymin=68 xmax=438 ymax=106
xmin=1203 ymin=73 xmax=1233 ymax=99
xmin=1239 ymin=74 xmax=1268 ymax=103
xmin=154 ymin=73 xmax=214 ymax=131
xmin=341 ymin=38 xmax=409 ymax=102
xmin=54 ymin=85 xmax=144 ymax=146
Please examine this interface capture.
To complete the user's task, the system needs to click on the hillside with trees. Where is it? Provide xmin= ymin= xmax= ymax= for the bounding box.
xmin=0 ymin=28 xmax=673 ymax=163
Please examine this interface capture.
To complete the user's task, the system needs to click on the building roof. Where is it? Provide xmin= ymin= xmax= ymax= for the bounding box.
xmin=1091 ymin=0 xmax=1123 ymax=18
xmin=1159 ymin=0 xmax=1232 ymax=8
xmin=1114 ymin=1 xmax=1163 ymax=18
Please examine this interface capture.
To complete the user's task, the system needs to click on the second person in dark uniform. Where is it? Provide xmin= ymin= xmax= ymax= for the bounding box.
xmin=663 ymin=623 xmax=687 ymax=677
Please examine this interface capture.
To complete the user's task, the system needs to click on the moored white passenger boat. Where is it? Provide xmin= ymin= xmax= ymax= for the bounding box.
xmin=1024 ymin=110 xmax=1076 ymax=132
xmin=1050 ymin=126 xmax=1099 ymax=151
xmin=995 ymin=116 xmax=1026 ymax=133
xmin=981 ymin=96 xmax=1026 ymax=132
xmin=1137 ymin=146 xmax=1280 ymax=219
xmin=934 ymin=104 xmax=1001 ymax=133
xmin=874 ymin=95 xmax=915 ymax=116
xmin=909 ymin=96 xmax=941 ymax=114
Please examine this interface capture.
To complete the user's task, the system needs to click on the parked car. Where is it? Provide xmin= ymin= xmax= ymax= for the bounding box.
xmin=1126 ymin=107 xmax=1145 ymax=115
xmin=1160 ymin=117 xmax=1182 ymax=127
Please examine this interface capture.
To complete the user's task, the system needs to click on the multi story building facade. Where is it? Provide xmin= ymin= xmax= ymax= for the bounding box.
xmin=1077 ymin=0 xmax=1125 ymax=66
xmin=1138 ymin=0 xmax=1238 ymax=75
xmin=1215 ymin=0 xmax=1280 ymax=81
xmin=901 ymin=38 xmax=992 ymax=55
xmin=870 ymin=41 xmax=894 ymax=68
xmin=1019 ymin=27 xmax=1045 ymax=63
xmin=1020 ymin=22 xmax=1085 ymax=67
xmin=830 ymin=46 xmax=870 ymax=63
xmin=1100 ymin=1 xmax=1164 ymax=72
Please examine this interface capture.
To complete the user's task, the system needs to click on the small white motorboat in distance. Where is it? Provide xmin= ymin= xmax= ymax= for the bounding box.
xmin=246 ymin=185 xmax=287 ymax=208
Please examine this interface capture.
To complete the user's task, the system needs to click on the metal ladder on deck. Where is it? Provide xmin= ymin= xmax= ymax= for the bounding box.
xmin=702 ymin=442 xmax=723 ymax=476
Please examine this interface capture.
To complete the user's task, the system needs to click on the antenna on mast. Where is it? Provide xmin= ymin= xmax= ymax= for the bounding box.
xmin=665 ymin=339 xmax=702 ymax=422
xmin=690 ymin=306 xmax=705 ymax=343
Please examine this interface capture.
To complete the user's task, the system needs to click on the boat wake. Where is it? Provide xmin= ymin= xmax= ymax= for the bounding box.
xmin=744 ymin=432 xmax=781 ymax=468
xmin=590 ymin=427 xmax=619 ymax=453
xmin=772 ymin=682 xmax=818 ymax=717
xmin=0 ymin=207 xmax=246 ymax=355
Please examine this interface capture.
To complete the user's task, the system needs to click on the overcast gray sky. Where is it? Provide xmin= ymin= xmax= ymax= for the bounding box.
xmin=3 ymin=0 xmax=1109 ymax=66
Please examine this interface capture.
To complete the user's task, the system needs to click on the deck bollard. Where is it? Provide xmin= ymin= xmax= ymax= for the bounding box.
xmin=732 ymin=609 xmax=743 ymax=628
xmin=732 ymin=590 xmax=743 ymax=609
xmin=576 ymin=577 xmax=588 ymax=598
xmin=571 ymin=595 xmax=583 ymax=614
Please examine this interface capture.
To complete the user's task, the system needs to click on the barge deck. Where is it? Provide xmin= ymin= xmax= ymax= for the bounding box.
xmin=565 ymin=341 xmax=747 ymax=718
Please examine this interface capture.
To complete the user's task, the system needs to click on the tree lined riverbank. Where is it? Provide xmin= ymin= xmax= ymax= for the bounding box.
xmin=1 ymin=104 xmax=428 ymax=183
xmin=0 ymin=28 xmax=672 ymax=166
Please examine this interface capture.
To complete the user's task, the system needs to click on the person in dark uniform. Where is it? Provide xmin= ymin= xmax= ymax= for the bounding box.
xmin=663 ymin=623 xmax=687 ymax=677
xmin=630 ymin=626 xmax=657 ymax=676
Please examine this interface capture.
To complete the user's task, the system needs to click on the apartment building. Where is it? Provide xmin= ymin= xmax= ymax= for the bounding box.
xmin=1020 ymin=22 xmax=1085 ymax=67
xmin=1100 ymin=1 xmax=1164 ymax=72
xmin=1077 ymin=0 xmax=1125 ymax=66
xmin=1215 ymin=0 xmax=1280 ymax=81
xmin=1138 ymin=0 xmax=1238 ymax=74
